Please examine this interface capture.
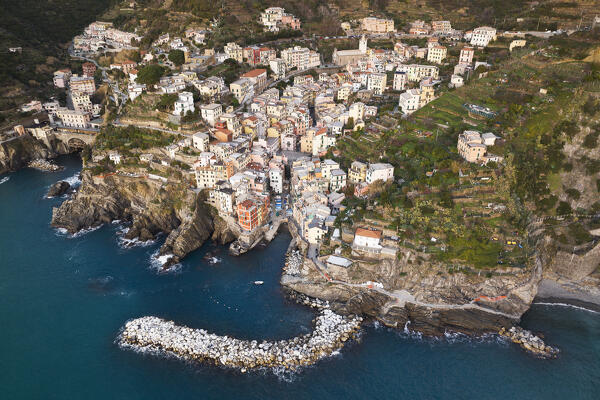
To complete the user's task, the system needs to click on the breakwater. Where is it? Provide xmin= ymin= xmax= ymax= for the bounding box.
xmin=499 ymin=326 xmax=559 ymax=358
xmin=118 ymin=300 xmax=362 ymax=372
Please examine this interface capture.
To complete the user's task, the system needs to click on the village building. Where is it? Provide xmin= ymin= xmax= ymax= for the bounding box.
xmin=352 ymin=228 xmax=383 ymax=253
xmin=470 ymin=26 xmax=497 ymax=47
xmin=361 ymin=17 xmax=394 ymax=33
xmin=366 ymin=163 xmax=394 ymax=184
xmin=174 ymin=92 xmax=195 ymax=116
xmin=427 ymin=45 xmax=447 ymax=64
xmin=200 ymin=103 xmax=223 ymax=126
xmin=332 ymin=36 xmax=368 ymax=66
xmin=393 ymin=71 xmax=407 ymax=91
xmin=398 ymin=89 xmax=421 ymax=114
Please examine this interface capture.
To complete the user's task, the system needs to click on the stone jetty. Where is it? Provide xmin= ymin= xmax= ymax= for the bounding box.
xmin=499 ymin=326 xmax=559 ymax=358
xmin=118 ymin=302 xmax=362 ymax=372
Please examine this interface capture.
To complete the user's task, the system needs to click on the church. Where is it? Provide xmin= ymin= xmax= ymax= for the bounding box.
xmin=332 ymin=36 xmax=368 ymax=66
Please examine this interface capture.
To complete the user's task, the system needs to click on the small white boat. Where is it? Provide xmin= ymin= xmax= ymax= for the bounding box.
xmin=254 ymin=281 xmax=264 ymax=285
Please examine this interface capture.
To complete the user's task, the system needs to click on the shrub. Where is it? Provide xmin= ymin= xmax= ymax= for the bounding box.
xmin=565 ymin=188 xmax=581 ymax=200
xmin=556 ymin=201 xmax=572 ymax=215
xmin=136 ymin=64 xmax=166 ymax=85
xmin=568 ymin=222 xmax=592 ymax=244
xmin=168 ymin=49 xmax=185 ymax=66
xmin=582 ymin=131 xmax=599 ymax=149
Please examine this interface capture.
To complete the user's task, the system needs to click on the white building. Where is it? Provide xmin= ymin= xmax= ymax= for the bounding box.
xmin=192 ymin=132 xmax=210 ymax=151
xmin=281 ymin=46 xmax=320 ymax=70
xmin=200 ymin=103 xmax=223 ymax=126
xmin=367 ymin=73 xmax=387 ymax=95
xmin=55 ymin=108 xmax=90 ymax=129
xmin=269 ymin=168 xmax=283 ymax=194
xmin=330 ymin=169 xmax=347 ymax=192
xmin=108 ymin=151 xmax=122 ymax=164
xmin=398 ymin=89 xmax=422 ymax=114
xmin=352 ymin=228 xmax=382 ymax=250
xmin=269 ymin=58 xmax=287 ymax=78
xmin=366 ymin=163 xmax=394 ymax=184
xmin=396 ymin=64 xmax=439 ymax=82
xmin=459 ymin=46 xmax=474 ymax=65
xmin=393 ymin=71 xmax=407 ymax=91
xmin=450 ymin=74 xmax=464 ymax=88
xmin=174 ymin=92 xmax=195 ymax=116
xmin=470 ymin=27 xmax=497 ymax=47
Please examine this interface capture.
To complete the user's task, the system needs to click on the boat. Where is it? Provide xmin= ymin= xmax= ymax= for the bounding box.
xmin=254 ymin=281 xmax=264 ymax=285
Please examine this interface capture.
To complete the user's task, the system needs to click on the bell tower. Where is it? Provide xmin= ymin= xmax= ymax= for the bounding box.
xmin=359 ymin=35 xmax=368 ymax=53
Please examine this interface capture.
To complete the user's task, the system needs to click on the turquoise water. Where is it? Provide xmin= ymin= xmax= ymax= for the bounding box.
xmin=1 ymin=155 xmax=599 ymax=399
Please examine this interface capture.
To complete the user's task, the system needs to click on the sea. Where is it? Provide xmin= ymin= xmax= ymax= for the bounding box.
xmin=1 ymin=154 xmax=598 ymax=399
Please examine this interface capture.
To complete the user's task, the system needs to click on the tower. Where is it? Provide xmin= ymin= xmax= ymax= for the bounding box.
xmin=359 ymin=35 xmax=368 ymax=53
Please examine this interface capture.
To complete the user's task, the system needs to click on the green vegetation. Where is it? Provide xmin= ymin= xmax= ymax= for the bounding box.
xmin=96 ymin=125 xmax=175 ymax=151
xmin=136 ymin=64 xmax=167 ymax=85
xmin=0 ymin=0 xmax=117 ymax=126
xmin=168 ymin=50 xmax=185 ymax=66
xmin=204 ymin=59 xmax=251 ymax=85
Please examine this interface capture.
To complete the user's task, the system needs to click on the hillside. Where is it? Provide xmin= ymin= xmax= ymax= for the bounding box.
xmin=0 ymin=0 xmax=117 ymax=126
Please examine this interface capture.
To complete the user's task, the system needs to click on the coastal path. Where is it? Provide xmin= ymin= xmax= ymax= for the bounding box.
xmin=306 ymin=246 xmax=522 ymax=320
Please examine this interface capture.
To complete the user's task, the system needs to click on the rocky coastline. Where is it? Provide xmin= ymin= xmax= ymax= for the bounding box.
xmin=46 ymin=180 xmax=72 ymax=197
xmin=499 ymin=326 xmax=559 ymax=358
xmin=44 ymin=157 xmax=597 ymax=362
xmin=51 ymin=170 xmax=235 ymax=270
xmin=0 ymin=134 xmax=70 ymax=175
xmin=28 ymin=159 xmax=63 ymax=172
xmin=118 ymin=298 xmax=362 ymax=372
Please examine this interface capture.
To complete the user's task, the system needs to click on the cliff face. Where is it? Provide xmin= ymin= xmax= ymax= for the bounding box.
xmin=0 ymin=135 xmax=69 ymax=174
xmin=282 ymin=228 xmax=539 ymax=335
xmin=51 ymin=170 xmax=235 ymax=267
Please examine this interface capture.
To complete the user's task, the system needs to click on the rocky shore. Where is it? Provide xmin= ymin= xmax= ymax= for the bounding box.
xmin=499 ymin=326 xmax=559 ymax=358
xmin=52 ymin=171 xmax=236 ymax=269
xmin=0 ymin=135 xmax=71 ymax=174
xmin=46 ymin=181 xmax=71 ymax=197
xmin=118 ymin=299 xmax=362 ymax=372
xmin=28 ymin=159 xmax=63 ymax=172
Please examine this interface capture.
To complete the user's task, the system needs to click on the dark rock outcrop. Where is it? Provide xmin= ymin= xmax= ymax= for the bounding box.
xmin=46 ymin=181 xmax=71 ymax=197
xmin=0 ymin=135 xmax=70 ymax=174
xmin=52 ymin=171 xmax=219 ymax=266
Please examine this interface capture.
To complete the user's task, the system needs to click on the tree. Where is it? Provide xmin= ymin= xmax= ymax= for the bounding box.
xmin=168 ymin=49 xmax=185 ymax=66
xmin=136 ymin=64 xmax=165 ymax=85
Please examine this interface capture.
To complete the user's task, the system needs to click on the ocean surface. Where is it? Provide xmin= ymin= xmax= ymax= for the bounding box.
xmin=1 ymin=155 xmax=599 ymax=400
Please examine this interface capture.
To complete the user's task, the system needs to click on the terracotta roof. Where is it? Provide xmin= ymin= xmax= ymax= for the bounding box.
xmin=355 ymin=228 xmax=382 ymax=239
xmin=241 ymin=69 xmax=267 ymax=78
xmin=239 ymin=199 xmax=256 ymax=209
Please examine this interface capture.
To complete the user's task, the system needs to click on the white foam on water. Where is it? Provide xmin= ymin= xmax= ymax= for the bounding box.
xmin=149 ymin=250 xmax=182 ymax=273
xmin=70 ymin=225 xmax=102 ymax=238
xmin=62 ymin=172 xmax=81 ymax=187
xmin=55 ymin=227 xmax=69 ymax=236
xmin=56 ymin=225 xmax=102 ymax=238
xmin=208 ymin=257 xmax=222 ymax=265
xmin=533 ymin=302 xmax=600 ymax=314
xmin=118 ymin=227 xmax=156 ymax=248
xmin=0 ymin=176 xmax=9 ymax=185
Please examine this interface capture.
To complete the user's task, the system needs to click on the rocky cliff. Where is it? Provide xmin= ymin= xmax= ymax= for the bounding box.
xmin=283 ymin=216 xmax=600 ymax=335
xmin=0 ymin=135 xmax=70 ymax=174
xmin=281 ymin=226 xmax=542 ymax=336
xmin=51 ymin=170 xmax=236 ymax=268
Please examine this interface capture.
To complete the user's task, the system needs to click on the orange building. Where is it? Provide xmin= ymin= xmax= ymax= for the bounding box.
xmin=237 ymin=199 xmax=260 ymax=231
